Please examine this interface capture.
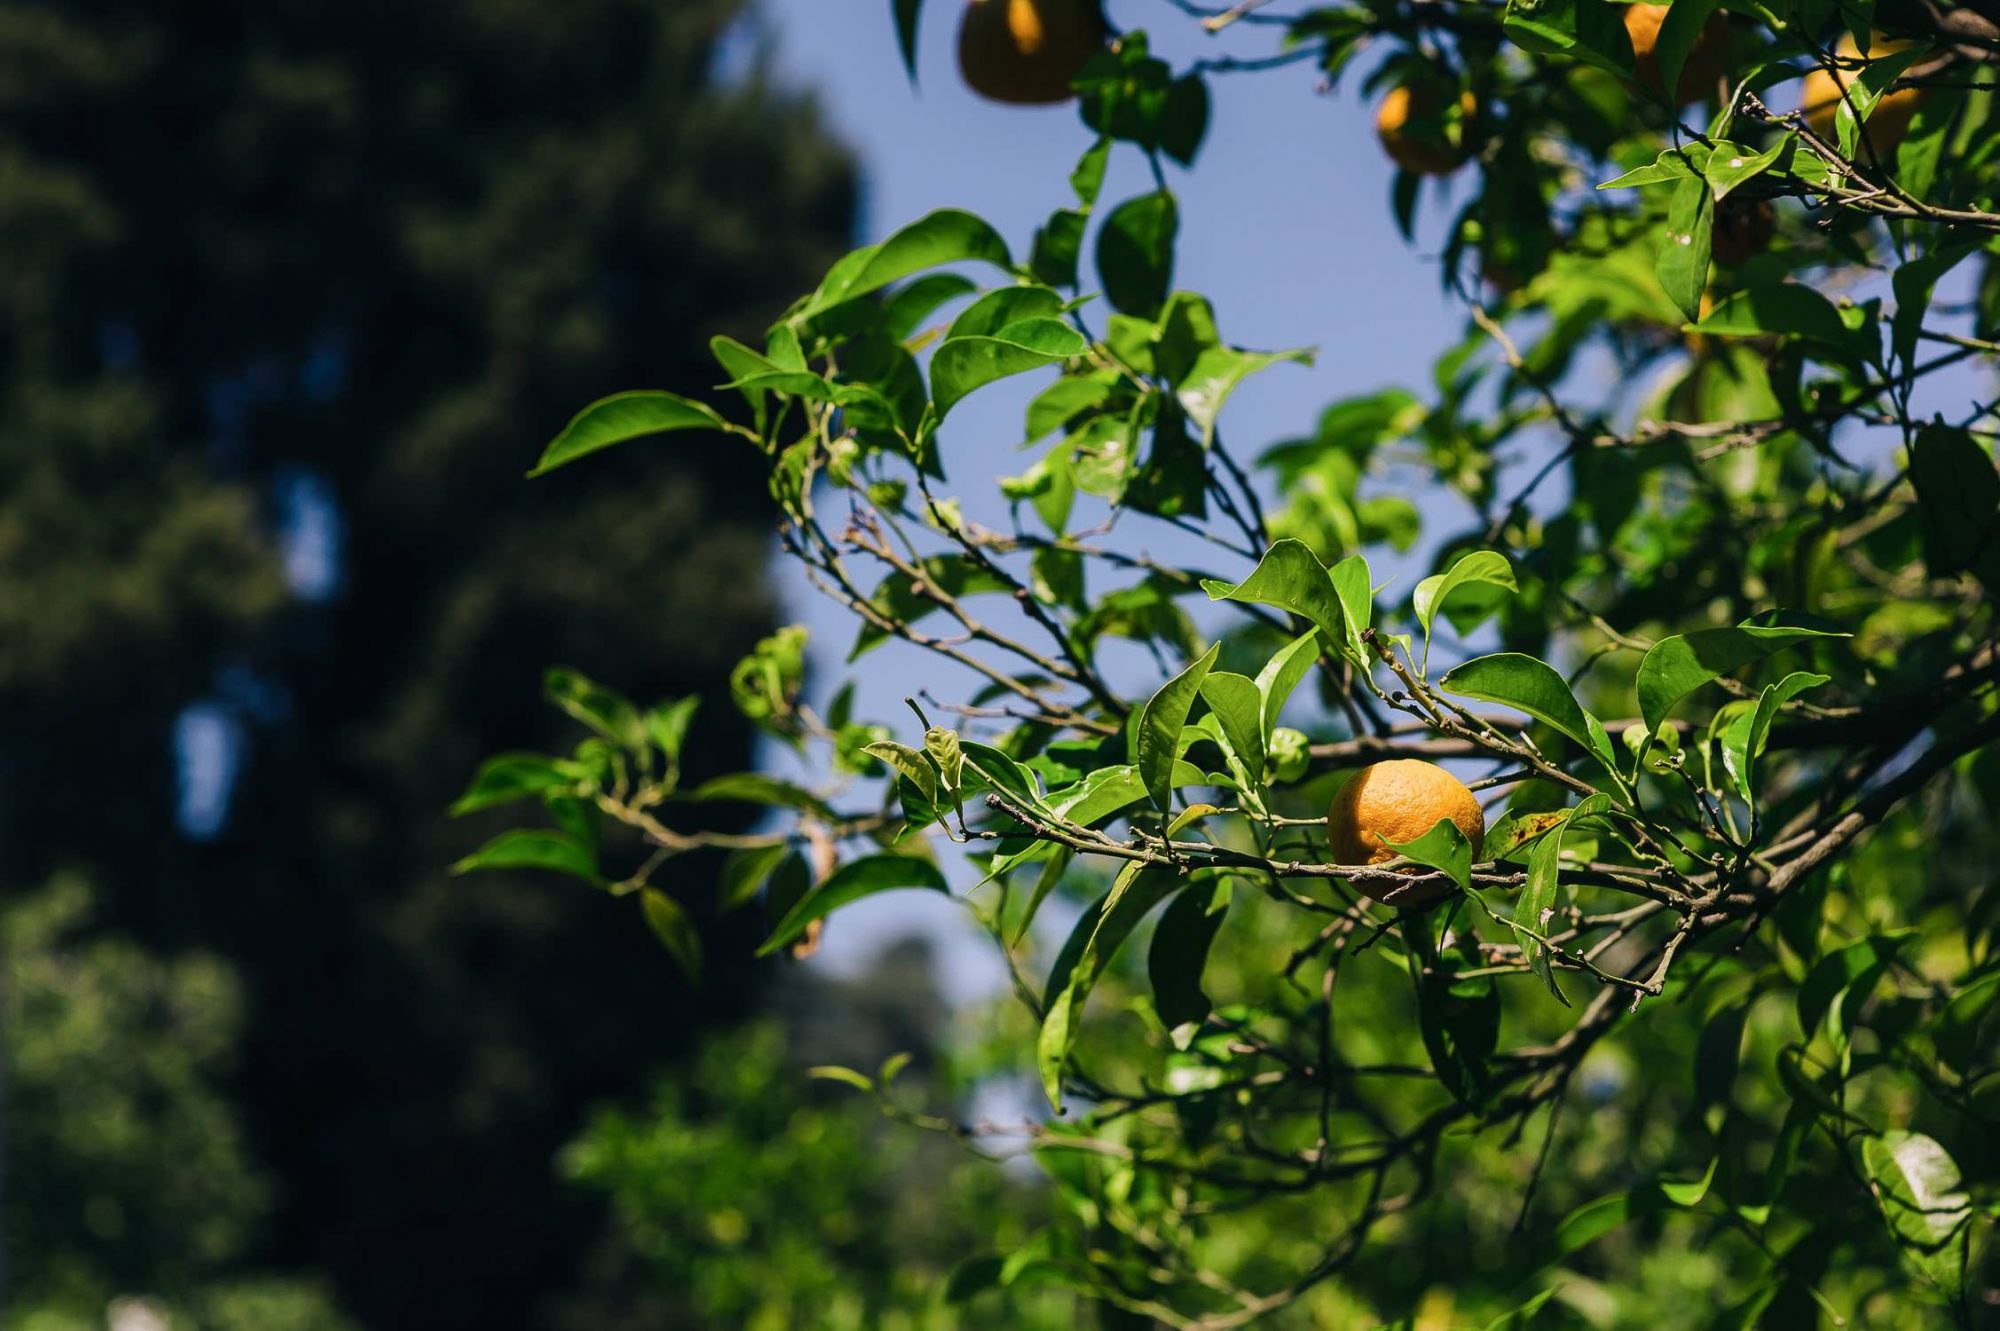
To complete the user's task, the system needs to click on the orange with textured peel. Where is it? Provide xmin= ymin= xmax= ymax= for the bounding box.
xmin=1327 ymin=760 xmax=1486 ymax=907
xmin=957 ymin=0 xmax=1106 ymax=106
xmin=1375 ymin=82 xmax=1478 ymax=177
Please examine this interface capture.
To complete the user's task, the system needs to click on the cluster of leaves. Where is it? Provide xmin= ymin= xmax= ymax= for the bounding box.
xmin=458 ymin=0 xmax=2000 ymax=1324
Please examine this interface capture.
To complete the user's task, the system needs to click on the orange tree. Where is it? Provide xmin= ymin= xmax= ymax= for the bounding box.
xmin=454 ymin=0 xmax=2000 ymax=1324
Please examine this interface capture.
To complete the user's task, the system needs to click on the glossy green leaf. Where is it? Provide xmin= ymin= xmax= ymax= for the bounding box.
xmin=1656 ymin=173 xmax=1713 ymax=323
xmin=1096 ymin=190 xmax=1178 ymax=318
xmin=1255 ymin=629 xmax=1322 ymax=736
xmin=1862 ymin=1131 xmax=1972 ymax=1296
xmin=1703 ymin=137 xmax=1789 ymax=201
xmin=863 ymin=740 xmax=939 ymax=804
xmin=450 ymin=753 xmax=580 ymax=816
xmin=931 ymin=318 xmax=1090 ymax=419
xmin=1721 ymin=671 xmax=1829 ymax=807
xmin=1039 ymin=863 xmax=1180 ymax=1108
xmin=1136 ymin=643 xmax=1220 ymax=811
xmin=1597 ymin=146 xmax=1704 ymax=190
xmin=1690 ymin=284 xmax=1856 ymax=352
xmin=1149 ymin=876 xmax=1231 ymax=1032
xmin=1515 ymin=793 xmax=1612 ymax=1005
xmin=450 ymin=829 xmax=599 ymax=884
xmin=1835 ymin=45 xmax=1930 ymax=159
xmin=1653 ymin=0 xmax=1720 ymax=109
xmin=1440 ymin=653 xmax=1618 ymax=773
xmin=757 ymin=854 xmax=949 ymax=956
xmin=1202 ymin=540 xmax=1350 ymax=651
xmin=1636 ymin=624 xmax=1842 ymax=732
xmin=1412 ymin=551 xmax=1517 ymax=664
xmin=1909 ymin=422 xmax=2000 ymax=591
xmin=528 ymin=391 xmax=728 ymax=477
xmin=1380 ymin=817 xmax=1473 ymax=891
xmin=1176 ymin=344 xmax=1315 ymax=446
xmin=1198 ymin=671 xmax=1266 ymax=796
xmin=804 ymin=209 xmax=1012 ymax=316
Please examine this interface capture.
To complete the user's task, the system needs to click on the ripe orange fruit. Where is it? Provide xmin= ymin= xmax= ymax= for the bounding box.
xmin=1710 ymin=195 xmax=1775 ymax=267
xmin=1375 ymin=82 xmax=1478 ymax=177
xmin=1326 ymin=760 xmax=1486 ymax=905
xmin=1801 ymin=33 xmax=1927 ymax=158
xmin=956 ymin=0 xmax=1106 ymax=106
xmin=1624 ymin=2 xmax=1732 ymax=105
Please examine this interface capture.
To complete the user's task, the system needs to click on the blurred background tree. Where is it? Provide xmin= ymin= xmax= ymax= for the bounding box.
xmin=0 ymin=0 xmax=854 ymax=1324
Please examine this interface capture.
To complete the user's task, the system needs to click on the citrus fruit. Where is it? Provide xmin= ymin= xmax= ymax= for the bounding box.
xmin=1327 ymin=760 xmax=1486 ymax=905
xmin=1375 ymin=82 xmax=1478 ymax=177
xmin=957 ymin=0 xmax=1106 ymax=106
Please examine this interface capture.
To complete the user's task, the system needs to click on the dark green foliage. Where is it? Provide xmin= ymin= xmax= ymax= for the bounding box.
xmin=0 ymin=1 xmax=854 ymax=1325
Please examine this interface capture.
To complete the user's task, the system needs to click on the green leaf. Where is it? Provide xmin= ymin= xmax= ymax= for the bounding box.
xmin=1039 ymin=863 xmax=1180 ymax=1108
xmin=1381 ymin=817 xmax=1473 ymax=891
xmin=1656 ymin=173 xmax=1713 ymax=323
xmin=1721 ymin=671 xmax=1829 ymax=807
xmin=1136 ymin=643 xmax=1221 ymax=811
xmin=1597 ymin=147 xmax=1703 ymax=190
xmin=690 ymin=772 xmax=833 ymax=817
xmin=1636 ymin=623 xmax=1842 ymax=732
xmin=1909 ymin=422 xmax=2000 ymax=591
xmin=1047 ymin=763 xmax=1147 ymax=826
xmin=1936 ymin=969 xmax=2000 ymax=1072
xmin=1482 ymin=1289 xmax=1563 ymax=1331
xmin=1203 ymin=540 xmax=1351 ymax=655
xmin=451 ymin=753 xmax=579 ymax=816
xmin=803 ymin=209 xmax=1012 ymax=316
xmin=1690 ymin=284 xmax=1857 ymax=352
xmin=1653 ymin=0 xmax=1720 ymax=110
xmin=450 ymin=829 xmax=599 ymax=885
xmin=1891 ymin=246 xmax=1973 ymax=372
xmin=545 ymin=667 xmax=645 ymax=747
xmin=1149 ymin=876 xmax=1230 ymax=1032
xmin=757 ymin=854 xmax=949 ymax=956
xmin=527 ymin=391 xmax=728 ymax=477
xmin=1515 ymin=793 xmax=1612 ymax=1005
xmin=930 ymin=318 xmax=1090 ymax=419
xmin=1255 ymin=630 xmax=1322 ymax=736
xmin=1703 ymin=137 xmax=1790 ymax=200
xmin=1835 ymin=45 xmax=1930 ymax=159
xmin=644 ymin=697 xmax=700 ymax=765
xmin=1657 ymin=1156 xmax=1718 ymax=1208
xmin=807 ymin=1064 xmax=875 ymax=1093
xmin=892 ymin=0 xmax=922 ymax=80
xmin=945 ymin=285 xmax=1065 ymax=340
xmin=640 ymin=888 xmax=703 ymax=981
xmin=1502 ymin=0 xmax=1635 ymax=77
xmin=1096 ymin=190 xmax=1178 ymax=318
xmin=1862 ymin=1131 xmax=1972 ymax=1296
xmin=1440 ymin=653 xmax=1618 ymax=774
xmin=1328 ymin=554 xmax=1372 ymax=665
xmin=1408 ymin=925 xmax=1498 ymax=1110
xmin=1176 ymin=344 xmax=1315 ymax=446
xmin=863 ymin=740 xmax=939 ymax=805
xmin=883 ymin=272 xmax=982 ymax=341
xmin=719 ymin=843 xmax=794 ymax=911
xmin=1796 ymin=931 xmax=1909 ymax=1037
xmin=1412 ymin=551 xmax=1517 ymax=664
xmin=1198 ymin=671 xmax=1266 ymax=797
xmin=1695 ymin=998 xmax=1750 ymax=1110
xmin=1556 ymin=1191 xmax=1643 ymax=1257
